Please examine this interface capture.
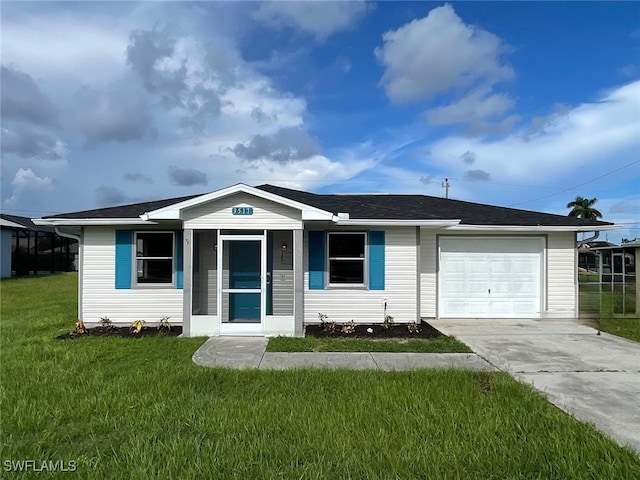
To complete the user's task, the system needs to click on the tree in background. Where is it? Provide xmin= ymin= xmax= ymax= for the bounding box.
xmin=567 ymin=196 xmax=602 ymax=220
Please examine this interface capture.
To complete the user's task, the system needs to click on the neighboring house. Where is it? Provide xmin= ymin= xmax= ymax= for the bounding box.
xmin=0 ymin=214 xmax=78 ymax=277
xmin=590 ymin=239 xmax=639 ymax=284
xmin=1 ymin=217 xmax=27 ymax=278
xmin=35 ymin=183 xmax=614 ymax=336
xmin=577 ymin=240 xmax=617 ymax=273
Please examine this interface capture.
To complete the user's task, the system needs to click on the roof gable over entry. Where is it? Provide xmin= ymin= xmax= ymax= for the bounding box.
xmin=143 ymin=184 xmax=334 ymax=222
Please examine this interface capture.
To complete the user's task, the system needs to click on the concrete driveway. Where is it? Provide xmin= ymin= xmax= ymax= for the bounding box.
xmin=431 ymin=319 xmax=640 ymax=455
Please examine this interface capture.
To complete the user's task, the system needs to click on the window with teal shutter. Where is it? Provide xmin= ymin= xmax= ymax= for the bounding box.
xmin=308 ymin=231 xmax=325 ymax=289
xmin=115 ymin=230 xmax=132 ymax=289
xmin=175 ymin=230 xmax=183 ymax=289
xmin=116 ymin=230 xmax=183 ymax=289
xmin=368 ymin=231 xmax=385 ymax=290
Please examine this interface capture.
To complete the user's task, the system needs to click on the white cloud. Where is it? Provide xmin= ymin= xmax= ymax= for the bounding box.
xmin=232 ymin=127 xmax=319 ymax=164
xmin=1 ymin=126 xmax=67 ymax=161
xmin=1 ymin=65 xmax=60 ymax=126
xmin=74 ymin=78 xmax=156 ymax=149
xmin=162 ymin=139 xmax=375 ymax=193
xmin=4 ymin=168 xmax=53 ymax=206
xmin=427 ymin=81 xmax=640 ymax=183
xmin=426 ymin=86 xmax=515 ymax=127
xmin=375 ymin=4 xmax=513 ymax=104
xmin=254 ymin=0 xmax=369 ymax=40
xmin=1 ymin=13 xmax=129 ymax=87
xmin=167 ymin=165 xmax=208 ymax=186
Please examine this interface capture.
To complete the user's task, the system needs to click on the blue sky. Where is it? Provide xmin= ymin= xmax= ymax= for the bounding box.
xmin=1 ymin=1 xmax=639 ymax=242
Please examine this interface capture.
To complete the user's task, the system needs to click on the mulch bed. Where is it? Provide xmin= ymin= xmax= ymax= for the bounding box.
xmin=56 ymin=326 xmax=182 ymax=340
xmin=305 ymin=323 xmax=442 ymax=339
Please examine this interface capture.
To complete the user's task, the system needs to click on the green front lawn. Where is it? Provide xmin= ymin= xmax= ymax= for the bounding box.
xmin=267 ymin=335 xmax=471 ymax=353
xmin=2 ymin=274 xmax=639 ymax=478
xmin=599 ymin=318 xmax=640 ymax=343
xmin=579 ymin=282 xmax=637 ymax=317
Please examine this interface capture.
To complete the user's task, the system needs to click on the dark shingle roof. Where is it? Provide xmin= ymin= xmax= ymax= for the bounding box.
xmin=255 ymin=185 xmax=611 ymax=227
xmin=43 ymin=194 xmax=202 ymax=219
xmin=41 ymin=184 xmax=611 ymax=227
xmin=1 ymin=214 xmax=56 ymax=232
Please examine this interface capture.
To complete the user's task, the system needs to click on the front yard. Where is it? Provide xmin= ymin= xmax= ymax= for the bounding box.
xmin=267 ymin=335 xmax=471 ymax=353
xmin=1 ymin=274 xmax=639 ymax=478
xmin=579 ymin=281 xmax=640 ymax=342
xmin=599 ymin=318 xmax=640 ymax=343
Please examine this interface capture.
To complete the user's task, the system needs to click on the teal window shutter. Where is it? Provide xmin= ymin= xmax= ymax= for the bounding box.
xmin=308 ymin=231 xmax=325 ymax=290
xmin=115 ymin=230 xmax=132 ymax=289
xmin=175 ymin=230 xmax=183 ymax=289
xmin=369 ymin=231 xmax=385 ymax=290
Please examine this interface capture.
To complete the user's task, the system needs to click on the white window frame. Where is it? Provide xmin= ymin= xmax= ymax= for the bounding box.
xmin=133 ymin=231 xmax=175 ymax=287
xmin=327 ymin=231 xmax=367 ymax=288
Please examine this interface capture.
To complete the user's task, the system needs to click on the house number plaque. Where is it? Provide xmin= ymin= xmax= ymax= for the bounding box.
xmin=232 ymin=207 xmax=253 ymax=215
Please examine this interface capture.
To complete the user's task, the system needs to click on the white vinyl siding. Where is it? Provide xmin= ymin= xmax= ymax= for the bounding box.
xmin=81 ymin=226 xmax=183 ymax=325
xmin=420 ymin=229 xmax=437 ymax=318
xmin=183 ymin=192 xmax=302 ymax=230
xmin=304 ymin=227 xmax=418 ymax=324
xmin=546 ymin=231 xmax=577 ymax=317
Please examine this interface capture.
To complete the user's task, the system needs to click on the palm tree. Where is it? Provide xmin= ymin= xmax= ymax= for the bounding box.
xmin=567 ymin=196 xmax=602 ymax=220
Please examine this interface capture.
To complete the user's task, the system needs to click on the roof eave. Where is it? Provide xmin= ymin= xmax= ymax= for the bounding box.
xmin=0 ymin=219 xmax=28 ymax=229
xmin=333 ymin=219 xmax=462 ymax=227
xmin=447 ymin=224 xmax=618 ymax=232
xmin=34 ymin=218 xmax=160 ymax=227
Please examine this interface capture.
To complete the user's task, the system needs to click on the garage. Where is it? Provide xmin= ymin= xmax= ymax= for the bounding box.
xmin=438 ymin=237 xmax=544 ymax=318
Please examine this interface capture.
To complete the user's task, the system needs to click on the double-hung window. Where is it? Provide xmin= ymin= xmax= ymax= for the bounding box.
xmin=328 ymin=232 xmax=366 ymax=286
xmin=135 ymin=232 xmax=174 ymax=285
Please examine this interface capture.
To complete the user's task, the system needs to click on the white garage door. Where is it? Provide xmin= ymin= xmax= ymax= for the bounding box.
xmin=439 ymin=237 xmax=543 ymax=318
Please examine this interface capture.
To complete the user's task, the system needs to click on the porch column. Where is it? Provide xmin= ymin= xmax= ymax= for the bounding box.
xmin=293 ymin=229 xmax=304 ymax=336
xmin=182 ymin=228 xmax=193 ymax=337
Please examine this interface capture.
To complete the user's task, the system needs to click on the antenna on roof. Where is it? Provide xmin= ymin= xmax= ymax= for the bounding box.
xmin=442 ymin=178 xmax=450 ymax=199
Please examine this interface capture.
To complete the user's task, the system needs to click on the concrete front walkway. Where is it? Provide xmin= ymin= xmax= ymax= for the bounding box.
xmin=431 ymin=319 xmax=640 ymax=455
xmin=192 ymin=336 xmax=495 ymax=371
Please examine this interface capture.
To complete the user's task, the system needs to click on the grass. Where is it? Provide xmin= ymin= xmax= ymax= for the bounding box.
xmin=579 ymin=282 xmax=637 ymax=317
xmin=2 ymin=274 xmax=640 ymax=478
xmin=579 ymin=281 xmax=639 ymax=341
xmin=598 ymin=318 xmax=640 ymax=343
xmin=267 ymin=335 xmax=472 ymax=353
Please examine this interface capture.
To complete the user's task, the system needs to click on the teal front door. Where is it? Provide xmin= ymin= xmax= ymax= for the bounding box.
xmin=229 ymin=241 xmax=261 ymax=321
xmin=219 ymin=238 xmax=263 ymax=328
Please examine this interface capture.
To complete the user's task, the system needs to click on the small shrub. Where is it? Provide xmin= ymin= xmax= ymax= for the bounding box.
xmin=383 ymin=315 xmax=395 ymax=330
xmin=158 ymin=316 xmax=172 ymax=332
xmin=407 ymin=322 xmax=420 ymax=334
xmin=341 ymin=320 xmax=356 ymax=334
xmin=319 ymin=312 xmax=336 ymax=333
xmin=99 ymin=316 xmax=113 ymax=328
xmin=74 ymin=321 xmax=87 ymax=335
xmin=130 ymin=320 xmax=146 ymax=334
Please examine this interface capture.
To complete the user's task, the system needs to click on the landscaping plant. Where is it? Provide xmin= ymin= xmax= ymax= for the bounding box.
xmin=130 ymin=319 xmax=146 ymax=334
